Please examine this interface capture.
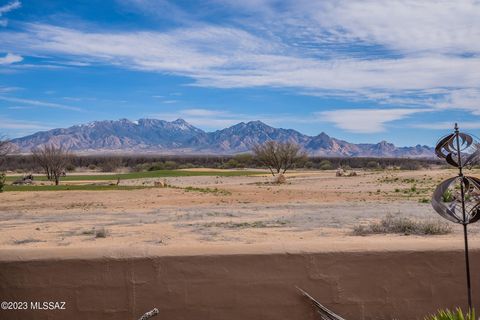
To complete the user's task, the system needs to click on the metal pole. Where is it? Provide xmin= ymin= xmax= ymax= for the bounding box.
xmin=455 ymin=123 xmax=473 ymax=310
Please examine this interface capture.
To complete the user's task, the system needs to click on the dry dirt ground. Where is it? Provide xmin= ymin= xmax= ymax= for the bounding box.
xmin=1 ymin=168 xmax=479 ymax=250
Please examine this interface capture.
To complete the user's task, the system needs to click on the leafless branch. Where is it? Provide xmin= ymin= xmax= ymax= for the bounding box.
xmin=253 ymin=141 xmax=307 ymax=176
xmin=31 ymin=144 xmax=71 ymax=185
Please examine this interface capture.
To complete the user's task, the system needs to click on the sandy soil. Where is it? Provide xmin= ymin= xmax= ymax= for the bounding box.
xmin=1 ymin=168 xmax=478 ymax=250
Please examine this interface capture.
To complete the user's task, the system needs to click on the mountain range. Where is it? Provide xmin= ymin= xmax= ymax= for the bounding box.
xmin=11 ymin=118 xmax=434 ymax=157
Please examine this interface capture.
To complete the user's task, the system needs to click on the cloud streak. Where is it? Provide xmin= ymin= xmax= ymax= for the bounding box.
xmin=318 ymin=108 xmax=428 ymax=133
xmin=0 ymin=96 xmax=83 ymax=111
xmin=0 ymin=117 xmax=50 ymax=130
xmin=413 ymin=121 xmax=480 ymax=130
xmin=0 ymin=0 xmax=21 ymax=27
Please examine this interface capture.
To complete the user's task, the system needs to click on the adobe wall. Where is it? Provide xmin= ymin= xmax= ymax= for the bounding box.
xmin=0 ymin=248 xmax=479 ymax=320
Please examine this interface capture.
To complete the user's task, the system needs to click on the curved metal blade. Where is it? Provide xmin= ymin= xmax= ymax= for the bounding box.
xmin=446 ymin=153 xmax=459 ymax=167
xmin=431 ymin=177 xmax=463 ymax=224
xmin=435 ymin=134 xmax=454 ymax=159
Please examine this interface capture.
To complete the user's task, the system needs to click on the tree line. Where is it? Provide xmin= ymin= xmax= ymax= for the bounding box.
xmin=0 ymin=137 xmax=442 ymax=188
xmin=1 ymin=151 xmax=441 ymax=173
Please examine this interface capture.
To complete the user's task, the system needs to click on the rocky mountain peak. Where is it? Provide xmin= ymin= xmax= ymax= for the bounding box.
xmin=10 ymin=118 xmax=434 ymax=157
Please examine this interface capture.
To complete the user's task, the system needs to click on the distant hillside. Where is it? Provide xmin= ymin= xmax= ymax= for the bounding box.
xmin=11 ymin=118 xmax=434 ymax=157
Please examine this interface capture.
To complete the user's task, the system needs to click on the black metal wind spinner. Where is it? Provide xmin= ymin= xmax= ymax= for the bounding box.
xmin=432 ymin=123 xmax=480 ymax=310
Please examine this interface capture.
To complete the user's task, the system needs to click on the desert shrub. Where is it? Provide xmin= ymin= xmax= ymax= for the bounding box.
xmin=88 ymin=164 xmax=97 ymax=170
xmin=319 ymin=160 xmax=333 ymax=170
xmin=234 ymin=153 xmax=253 ymax=167
xmin=366 ymin=161 xmax=380 ymax=169
xmin=164 ymin=160 xmax=177 ymax=170
xmin=147 ymin=162 xmax=165 ymax=171
xmin=304 ymin=161 xmax=315 ymax=169
xmin=223 ymin=159 xmax=240 ymax=169
xmin=425 ymin=308 xmax=475 ymax=320
xmin=95 ymin=227 xmax=108 ymax=238
xmin=353 ymin=214 xmax=452 ymax=236
xmin=65 ymin=163 xmax=76 ymax=172
xmin=100 ymin=157 xmax=123 ymax=172
xmin=399 ymin=161 xmax=423 ymax=170
xmin=178 ymin=163 xmax=195 ymax=169
xmin=0 ymin=172 xmax=5 ymax=192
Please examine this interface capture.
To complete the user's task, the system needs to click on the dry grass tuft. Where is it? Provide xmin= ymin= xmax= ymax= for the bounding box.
xmin=13 ymin=238 xmax=45 ymax=245
xmin=95 ymin=227 xmax=108 ymax=238
xmin=353 ymin=214 xmax=452 ymax=236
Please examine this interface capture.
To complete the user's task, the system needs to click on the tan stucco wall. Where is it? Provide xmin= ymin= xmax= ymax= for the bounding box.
xmin=0 ymin=248 xmax=479 ymax=320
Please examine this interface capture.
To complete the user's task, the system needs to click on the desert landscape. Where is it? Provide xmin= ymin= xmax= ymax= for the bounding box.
xmin=1 ymin=167 xmax=476 ymax=250
xmin=2 ymin=1 xmax=480 ymax=318
xmin=2 ymin=139 xmax=479 ymax=319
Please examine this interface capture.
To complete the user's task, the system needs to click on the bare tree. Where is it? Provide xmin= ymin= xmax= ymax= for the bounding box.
xmin=0 ymin=135 xmax=14 ymax=166
xmin=32 ymin=145 xmax=71 ymax=185
xmin=253 ymin=141 xmax=307 ymax=176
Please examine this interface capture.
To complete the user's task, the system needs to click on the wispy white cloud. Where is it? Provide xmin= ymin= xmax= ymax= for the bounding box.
xmin=0 ymin=85 xmax=20 ymax=93
xmin=7 ymin=106 xmax=32 ymax=110
xmin=61 ymin=96 xmax=82 ymax=102
xmin=283 ymin=0 xmax=480 ymax=55
xmin=0 ymin=0 xmax=21 ymax=15
xmin=1 ymin=0 xmax=480 ymax=133
xmin=0 ymin=52 xmax=22 ymax=65
xmin=3 ymin=23 xmax=480 ymax=98
xmin=432 ymin=89 xmax=480 ymax=115
xmin=0 ymin=0 xmax=21 ymax=27
xmin=0 ymin=117 xmax=51 ymax=130
xmin=318 ymin=108 xmax=429 ymax=133
xmin=0 ymin=96 xmax=82 ymax=111
xmin=412 ymin=121 xmax=480 ymax=130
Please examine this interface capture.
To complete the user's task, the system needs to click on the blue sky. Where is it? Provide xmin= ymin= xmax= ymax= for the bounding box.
xmin=0 ymin=0 xmax=479 ymax=146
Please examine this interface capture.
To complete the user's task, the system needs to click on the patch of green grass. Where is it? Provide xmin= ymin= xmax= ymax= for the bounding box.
xmin=183 ymin=186 xmax=232 ymax=195
xmin=6 ymin=170 xmax=264 ymax=182
xmin=425 ymin=308 xmax=476 ymax=320
xmin=352 ymin=214 xmax=452 ymax=236
xmin=4 ymin=185 xmax=152 ymax=192
xmin=166 ymin=184 xmax=232 ymax=195
xmin=442 ymin=189 xmax=454 ymax=202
